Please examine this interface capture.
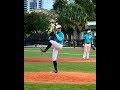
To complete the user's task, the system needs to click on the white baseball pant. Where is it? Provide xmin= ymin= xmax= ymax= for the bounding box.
xmin=83 ymin=44 xmax=91 ymax=59
xmin=49 ymin=40 xmax=63 ymax=61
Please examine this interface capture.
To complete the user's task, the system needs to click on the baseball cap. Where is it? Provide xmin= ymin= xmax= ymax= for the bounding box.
xmin=87 ymin=30 xmax=91 ymax=33
xmin=56 ymin=25 xmax=61 ymax=29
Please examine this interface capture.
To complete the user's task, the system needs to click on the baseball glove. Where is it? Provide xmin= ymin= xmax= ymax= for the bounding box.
xmin=49 ymin=31 xmax=56 ymax=40
xmin=49 ymin=31 xmax=55 ymax=36
xmin=91 ymin=44 xmax=96 ymax=50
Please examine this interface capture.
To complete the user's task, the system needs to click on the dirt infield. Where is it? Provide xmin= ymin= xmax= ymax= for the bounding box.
xmin=24 ymin=58 xmax=96 ymax=84
xmin=24 ymin=58 xmax=96 ymax=62
xmin=24 ymin=72 xmax=96 ymax=84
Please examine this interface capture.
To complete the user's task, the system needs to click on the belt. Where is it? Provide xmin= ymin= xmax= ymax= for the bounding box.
xmin=86 ymin=43 xmax=90 ymax=44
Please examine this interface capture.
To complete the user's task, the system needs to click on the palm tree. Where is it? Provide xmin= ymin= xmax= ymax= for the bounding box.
xmin=75 ymin=0 xmax=96 ymax=21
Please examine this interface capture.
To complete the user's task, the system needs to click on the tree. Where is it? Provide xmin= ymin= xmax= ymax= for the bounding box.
xmin=92 ymin=0 xmax=96 ymax=5
xmin=53 ymin=0 xmax=68 ymax=13
xmin=75 ymin=0 xmax=96 ymax=21
xmin=24 ymin=12 xmax=50 ymax=41
xmin=38 ymin=12 xmax=51 ymax=32
xmin=24 ymin=12 xmax=50 ymax=39
xmin=24 ymin=12 xmax=29 ymax=37
xmin=24 ymin=12 xmax=38 ymax=35
xmin=57 ymin=3 xmax=88 ymax=40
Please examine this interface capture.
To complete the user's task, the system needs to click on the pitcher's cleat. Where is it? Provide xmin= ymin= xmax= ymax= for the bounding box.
xmin=40 ymin=48 xmax=45 ymax=54
xmin=53 ymin=70 xmax=58 ymax=73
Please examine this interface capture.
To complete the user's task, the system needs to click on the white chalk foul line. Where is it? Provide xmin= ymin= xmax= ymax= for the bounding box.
xmin=24 ymin=50 xmax=96 ymax=56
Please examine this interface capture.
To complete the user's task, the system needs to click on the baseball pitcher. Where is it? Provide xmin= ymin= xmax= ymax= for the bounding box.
xmin=40 ymin=25 xmax=64 ymax=73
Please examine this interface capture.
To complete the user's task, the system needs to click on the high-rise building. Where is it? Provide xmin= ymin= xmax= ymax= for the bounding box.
xmin=38 ymin=0 xmax=42 ymax=9
xmin=24 ymin=0 xmax=28 ymax=12
xmin=24 ymin=0 xmax=43 ymax=13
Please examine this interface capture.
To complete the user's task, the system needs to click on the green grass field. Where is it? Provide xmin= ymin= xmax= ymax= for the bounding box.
xmin=24 ymin=62 xmax=96 ymax=73
xmin=24 ymin=47 xmax=96 ymax=58
xmin=25 ymin=83 xmax=96 ymax=90
xmin=24 ymin=47 xmax=96 ymax=90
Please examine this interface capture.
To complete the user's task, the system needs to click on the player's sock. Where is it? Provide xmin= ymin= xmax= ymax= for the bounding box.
xmin=43 ymin=42 xmax=52 ymax=52
xmin=53 ymin=61 xmax=57 ymax=72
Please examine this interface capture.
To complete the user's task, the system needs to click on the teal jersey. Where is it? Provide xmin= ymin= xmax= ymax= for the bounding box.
xmin=54 ymin=32 xmax=64 ymax=45
xmin=49 ymin=32 xmax=64 ymax=45
xmin=84 ymin=34 xmax=93 ymax=44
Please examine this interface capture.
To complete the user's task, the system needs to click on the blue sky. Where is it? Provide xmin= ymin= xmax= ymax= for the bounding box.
xmin=42 ymin=0 xmax=54 ymax=10
xmin=41 ymin=0 xmax=74 ymax=10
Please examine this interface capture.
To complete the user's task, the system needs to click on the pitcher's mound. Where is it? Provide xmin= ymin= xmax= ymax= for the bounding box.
xmin=24 ymin=72 xmax=96 ymax=84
